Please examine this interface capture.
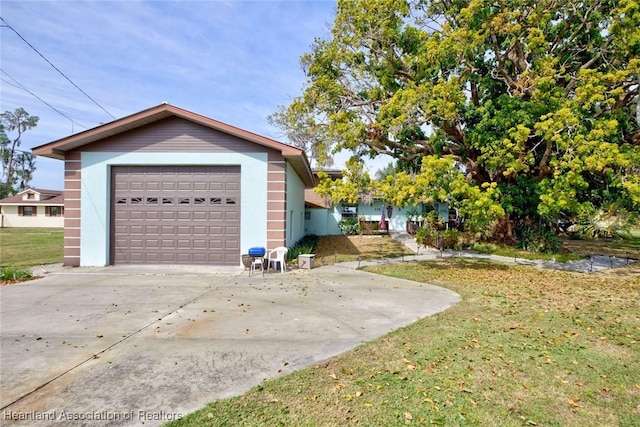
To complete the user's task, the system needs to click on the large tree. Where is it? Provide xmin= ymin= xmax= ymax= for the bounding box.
xmin=1 ymin=108 xmax=39 ymax=199
xmin=271 ymin=0 xmax=640 ymax=238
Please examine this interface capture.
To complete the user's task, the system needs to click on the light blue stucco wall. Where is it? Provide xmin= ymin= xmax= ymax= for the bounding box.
xmin=285 ymin=162 xmax=306 ymax=246
xmin=304 ymin=202 xmax=435 ymax=235
xmin=80 ymin=152 xmax=269 ymax=266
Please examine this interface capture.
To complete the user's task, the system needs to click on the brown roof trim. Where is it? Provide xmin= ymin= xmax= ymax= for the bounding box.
xmin=0 ymin=194 xmax=64 ymax=205
xmin=32 ymin=103 xmax=316 ymax=186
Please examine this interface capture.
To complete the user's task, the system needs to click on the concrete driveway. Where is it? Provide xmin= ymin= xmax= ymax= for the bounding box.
xmin=0 ymin=263 xmax=460 ymax=426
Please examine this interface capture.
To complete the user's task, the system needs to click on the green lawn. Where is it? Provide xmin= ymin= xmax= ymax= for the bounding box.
xmin=0 ymin=227 xmax=63 ymax=267
xmin=167 ymin=258 xmax=639 ymax=427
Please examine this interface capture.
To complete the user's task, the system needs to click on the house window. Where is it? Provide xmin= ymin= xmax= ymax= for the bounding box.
xmin=27 ymin=193 xmax=35 ymax=199
xmin=19 ymin=206 xmax=37 ymax=216
xmin=305 ymin=211 xmax=311 ymax=220
xmin=45 ymin=206 xmax=63 ymax=216
xmin=341 ymin=204 xmax=358 ymax=220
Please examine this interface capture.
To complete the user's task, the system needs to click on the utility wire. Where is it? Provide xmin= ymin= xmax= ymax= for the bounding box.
xmin=0 ymin=16 xmax=116 ymax=120
xmin=1 ymin=68 xmax=88 ymax=132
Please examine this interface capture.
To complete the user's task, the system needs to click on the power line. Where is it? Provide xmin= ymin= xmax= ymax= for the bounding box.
xmin=1 ymin=68 xmax=88 ymax=132
xmin=0 ymin=16 xmax=116 ymax=120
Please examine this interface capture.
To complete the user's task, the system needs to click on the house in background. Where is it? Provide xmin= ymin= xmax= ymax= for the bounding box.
xmin=0 ymin=188 xmax=64 ymax=228
xmin=303 ymin=171 xmax=453 ymax=236
xmin=32 ymin=103 xmax=314 ymax=267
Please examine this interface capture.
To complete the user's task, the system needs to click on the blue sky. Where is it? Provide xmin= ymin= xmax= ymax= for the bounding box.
xmin=1 ymin=0 xmax=390 ymax=190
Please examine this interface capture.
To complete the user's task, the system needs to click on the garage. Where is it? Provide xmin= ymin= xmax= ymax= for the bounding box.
xmin=111 ymin=165 xmax=240 ymax=265
xmin=32 ymin=104 xmax=314 ymax=267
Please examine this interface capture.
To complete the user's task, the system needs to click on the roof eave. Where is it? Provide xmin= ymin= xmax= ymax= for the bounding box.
xmin=31 ymin=103 xmax=316 ymax=186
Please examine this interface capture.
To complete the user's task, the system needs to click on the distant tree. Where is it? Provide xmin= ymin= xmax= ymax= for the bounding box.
xmin=271 ymin=0 xmax=640 ymax=240
xmin=375 ymin=162 xmax=397 ymax=180
xmin=0 ymin=108 xmax=39 ymax=198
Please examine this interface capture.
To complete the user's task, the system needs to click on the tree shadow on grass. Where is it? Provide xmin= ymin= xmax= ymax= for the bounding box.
xmin=416 ymin=257 xmax=511 ymax=271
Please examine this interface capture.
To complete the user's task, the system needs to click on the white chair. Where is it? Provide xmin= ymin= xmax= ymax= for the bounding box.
xmin=267 ymin=247 xmax=288 ymax=272
xmin=250 ymin=256 xmax=264 ymax=276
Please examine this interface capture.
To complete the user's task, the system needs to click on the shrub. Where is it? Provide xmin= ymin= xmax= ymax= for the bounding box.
xmin=286 ymin=235 xmax=319 ymax=261
xmin=441 ymin=229 xmax=462 ymax=250
xmin=338 ymin=218 xmax=360 ymax=235
xmin=415 ymin=227 xmax=439 ymax=249
xmin=516 ymin=223 xmax=562 ymax=253
xmin=0 ymin=266 xmax=33 ymax=281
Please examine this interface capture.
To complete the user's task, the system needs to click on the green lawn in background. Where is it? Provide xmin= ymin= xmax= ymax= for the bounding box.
xmin=0 ymin=228 xmax=63 ymax=267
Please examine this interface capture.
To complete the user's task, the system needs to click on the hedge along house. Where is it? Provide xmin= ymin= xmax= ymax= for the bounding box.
xmin=32 ymin=103 xmax=315 ymax=267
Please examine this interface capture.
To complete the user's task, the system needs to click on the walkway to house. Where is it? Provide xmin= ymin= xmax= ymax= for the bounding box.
xmin=387 ymin=232 xmax=637 ymax=274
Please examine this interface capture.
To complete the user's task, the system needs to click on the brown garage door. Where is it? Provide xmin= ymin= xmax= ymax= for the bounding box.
xmin=111 ymin=166 xmax=240 ymax=265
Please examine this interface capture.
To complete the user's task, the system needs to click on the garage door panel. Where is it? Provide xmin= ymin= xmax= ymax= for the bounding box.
xmin=112 ymin=166 xmax=240 ymax=265
xmin=176 ymin=253 xmax=191 ymax=263
xmin=161 ymin=225 xmax=175 ymax=234
xmin=129 ymin=253 xmax=145 ymax=263
xmin=146 ymin=239 xmax=159 ymax=249
xmin=209 ymin=253 xmax=223 ymax=263
xmin=177 ymin=211 xmax=192 ymax=220
xmin=145 ymin=211 xmax=160 ymax=220
xmin=161 ymin=253 xmax=176 ymax=263
xmin=145 ymin=181 xmax=160 ymax=191
xmin=193 ymin=211 xmax=207 ymax=221
xmin=176 ymin=226 xmax=191 ymax=235
xmin=193 ymin=182 xmax=207 ymax=191
xmin=225 ymin=239 xmax=239 ymax=250
xmin=161 ymin=211 xmax=176 ymax=220
xmin=193 ymin=239 xmax=207 ymax=249
xmin=130 ymin=182 xmax=144 ymax=191
xmin=145 ymin=252 xmax=160 ymax=264
xmin=129 ymin=211 xmax=145 ymax=220
xmin=177 ymin=239 xmax=191 ymax=248
xmin=193 ymin=253 xmax=207 ymax=263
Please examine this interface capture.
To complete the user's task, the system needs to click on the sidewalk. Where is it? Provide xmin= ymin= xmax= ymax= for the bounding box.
xmin=385 ymin=232 xmax=637 ymax=274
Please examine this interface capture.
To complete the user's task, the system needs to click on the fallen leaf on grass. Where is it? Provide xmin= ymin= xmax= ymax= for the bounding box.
xmin=568 ymin=398 xmax=583 ymax=408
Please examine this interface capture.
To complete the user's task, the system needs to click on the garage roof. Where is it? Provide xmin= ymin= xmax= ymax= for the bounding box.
xmin=31 ymin=103 xmax=316 ymax=187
